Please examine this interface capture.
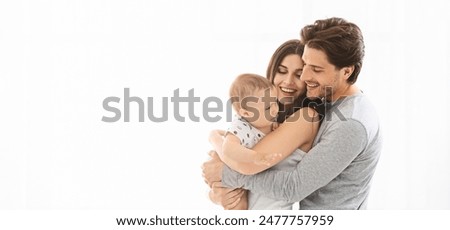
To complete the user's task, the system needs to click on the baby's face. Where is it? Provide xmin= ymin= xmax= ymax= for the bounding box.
xmin=241 ymin=87 xmax=278 ymax=129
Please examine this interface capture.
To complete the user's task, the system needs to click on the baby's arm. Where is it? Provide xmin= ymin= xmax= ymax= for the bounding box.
xmin=209 ymin=130 xmax=259 ymax=174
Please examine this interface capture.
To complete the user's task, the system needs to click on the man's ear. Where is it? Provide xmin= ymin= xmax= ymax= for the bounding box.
xmin=342 ymin=65 xmax=355 ymax=80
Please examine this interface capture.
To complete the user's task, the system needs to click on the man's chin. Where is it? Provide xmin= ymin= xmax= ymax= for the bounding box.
xmin=305 ymin=96 xmax=323 ymax=102
xmin=278 ymin=97 xmax=295 ymax=105
xmin=306 ymin=92 xmax=321 ymax=99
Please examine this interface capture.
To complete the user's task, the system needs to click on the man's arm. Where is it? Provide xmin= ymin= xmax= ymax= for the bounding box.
xmin=222 ymin=119 xmax=368 ymax=202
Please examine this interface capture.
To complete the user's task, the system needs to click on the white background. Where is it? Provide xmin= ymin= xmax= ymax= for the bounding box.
xmin=1 ymin=0 xmax=449 ymax=210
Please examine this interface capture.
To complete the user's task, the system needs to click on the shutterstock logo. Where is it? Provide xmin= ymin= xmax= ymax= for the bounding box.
xmin=101 ymin=87 xmax=346 ymax=123
xmin=101 ymin=88 xmax=236 ymax=123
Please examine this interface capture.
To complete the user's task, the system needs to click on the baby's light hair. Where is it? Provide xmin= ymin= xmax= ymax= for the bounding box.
xmin=229 ymin=73 xmax=273 ymax=112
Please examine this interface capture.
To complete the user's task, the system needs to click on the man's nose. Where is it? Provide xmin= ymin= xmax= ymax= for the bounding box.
xmin=300 ymin=67 xmax=311 ymax=81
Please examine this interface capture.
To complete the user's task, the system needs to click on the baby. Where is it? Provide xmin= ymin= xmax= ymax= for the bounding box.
xmin=209 ymin=73 xmax=313 ymax=209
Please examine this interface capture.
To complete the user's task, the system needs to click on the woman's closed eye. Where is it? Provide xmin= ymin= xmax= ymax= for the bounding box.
xmin=277 ymin=66 xmax=288 ymax=74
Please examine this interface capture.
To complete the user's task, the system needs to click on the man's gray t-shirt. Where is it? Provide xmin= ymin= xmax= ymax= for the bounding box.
xmin=227 ymin=115 xmax=306 ymax=210
xmin=222 ymin=92 xmax=382 ymax=209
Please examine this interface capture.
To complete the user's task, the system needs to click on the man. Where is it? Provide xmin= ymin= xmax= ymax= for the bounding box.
xmin=203 ymin=17 xmax=382 ymax=209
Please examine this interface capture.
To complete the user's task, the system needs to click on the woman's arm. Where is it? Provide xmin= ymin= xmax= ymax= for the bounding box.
xmin=208 ymin=107 xmax=319 ymax=175
xmin=251 ymin=107 xmax=320 ymax=157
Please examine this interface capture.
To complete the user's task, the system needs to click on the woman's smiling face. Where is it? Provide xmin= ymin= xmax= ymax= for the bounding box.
xmin=273 ymin=54 xmax=306 ymax=105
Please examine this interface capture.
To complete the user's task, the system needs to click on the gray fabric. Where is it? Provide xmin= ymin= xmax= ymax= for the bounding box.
xmin=249 ymin=149 xmax=305 ymax=210
xmin=222 ymin=92 xmax=382 ymax=209
xmin=228 ymin=115 xmax=306 ymax=210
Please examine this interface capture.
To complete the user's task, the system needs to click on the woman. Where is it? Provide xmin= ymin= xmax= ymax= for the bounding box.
xmin=207 ymin=39 xmax=322 ymax=209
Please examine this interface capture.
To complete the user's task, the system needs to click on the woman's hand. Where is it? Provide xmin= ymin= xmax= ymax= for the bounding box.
xmin=253 ymin=152 xmax=283 ymax=166
xmin=272 ymin=122 xmax=280 ymax=131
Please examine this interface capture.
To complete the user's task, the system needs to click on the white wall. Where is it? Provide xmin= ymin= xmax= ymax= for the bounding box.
xmin=1 ymin=0 xmax=449 ymax=210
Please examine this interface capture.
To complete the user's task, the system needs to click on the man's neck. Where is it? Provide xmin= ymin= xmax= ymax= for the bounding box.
xmin=329 ymin=84 xmax=360 ymax=102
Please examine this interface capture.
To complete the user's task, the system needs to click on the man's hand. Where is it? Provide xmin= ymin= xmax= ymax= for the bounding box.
xmin=202 ymin=150 xmax=224 ymax=187
xmin=209 ymin=182 xmax=247 ymax=210
xmin=222 ymin=188 xmax=246 ymax=210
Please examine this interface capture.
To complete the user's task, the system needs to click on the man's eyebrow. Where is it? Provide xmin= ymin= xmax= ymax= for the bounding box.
xmin=305 ymin=63 xmax=324 ymax=69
